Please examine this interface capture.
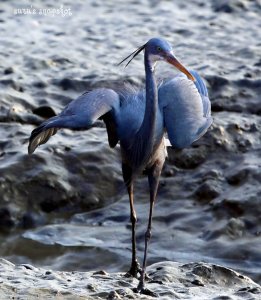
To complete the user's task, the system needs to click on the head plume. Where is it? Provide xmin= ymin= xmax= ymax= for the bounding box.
xmin=117 ymin=43 xmax=146 ymax=67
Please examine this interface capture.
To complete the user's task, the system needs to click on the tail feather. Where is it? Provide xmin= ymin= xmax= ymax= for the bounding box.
xmin=28 ymin=124 xmax=58 ymax=154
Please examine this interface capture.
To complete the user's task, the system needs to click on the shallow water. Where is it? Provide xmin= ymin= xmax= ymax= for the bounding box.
xmin=0 ymin=0 xmax=260 ymax=286
xmin=2 ymin=191 xmax=260 ymax=284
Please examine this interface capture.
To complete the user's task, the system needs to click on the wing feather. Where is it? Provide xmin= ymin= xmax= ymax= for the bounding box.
xmin=28 ymin=88 xmax=120 ymax=154
xmin=159 ymin=71 xmax=212 ymax=149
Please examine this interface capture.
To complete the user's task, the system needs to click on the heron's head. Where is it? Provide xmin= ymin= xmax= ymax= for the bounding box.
xmin=118 ymin=37 xmax=195 ymax=81
xmin=145 ymin=38 xmax=173 ymax=61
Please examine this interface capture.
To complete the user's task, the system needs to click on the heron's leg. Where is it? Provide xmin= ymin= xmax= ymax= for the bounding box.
xmin=122 ymin=163 xmax=141 ymax=278
xmin=136 ymin=160 xmax=163 ymax=295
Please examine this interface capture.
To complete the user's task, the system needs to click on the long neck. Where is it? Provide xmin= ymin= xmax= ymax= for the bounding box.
xmin=138 ymin=55 xmax=158 ymax=146
xmin=130 ymin=54 xmax=158 ymax=172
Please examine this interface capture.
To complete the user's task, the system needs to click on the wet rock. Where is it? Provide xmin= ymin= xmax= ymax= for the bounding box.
xmin=173 ymin=28 xmax=194 ymax=37
xmin=92 ymin=270 xmax=108 ymax=276
xmin=87 ymin=283 xmax=96 ymax=291
xmin=203 ymin=169 xmax=223 ymax=181
xmin=215 ymin=197 xmax=244 ymax=216
xmin=107 ymin=290 xmax=121 ymax=299
xmin=254 ymin=59 xmax=261 ymax=67
xmin=0 ymin=79 xmax=23 ymax=92
xmin=3 ymin=67 xmax=14 ymax=75
xmin=19 ymin=264 xmax=36 ymax=271
xmin=207 ymin=112 xmax=261 ymax=153
xmin=208 ymin=78 xmax=261 ymax=114
xmin=191 ymin=263 xmax=212 ymax=279
xmin=32 ymin=106 xmax=56 ymax=119
xmin=205 ymin=75 xmax=229 ymax=90
xmin=202 ymin=217 xmax=247 ymax=240
xmin=168 ymin=146 xmax=208 ymax=169
xmin=191 ymin=278 xmax=204 ymax=286
xmin=33 ymin=80 xmax=48 ymax=88
xmin=50 ymin=55 xmax=73 ymax=65
xmin=40 ymin=198 xmax=68 ymax=213
xmin=0 ymin=106 xmax=43 ymax=125
xmin=225 ymin=218 xmax=245 ymax=238
xmin=195 ymin=179 xmax=222 ymax=202
xmin=54 ymin=78 xmax=91 ymax=92
xmin=24 ymin=57 xmax=55 ymax=70
xmin=207 ymin=124 xmax=234 ymax=151
xmin=0 ymin=207 xmax=15 ymax=228
xmin=162 ymin=165 xmax=178 ymax=177
xmin=20 ymin=212 xmax=40 ymax=229
xmin=0 ymin=259 xmax=259 ymax=300
xmin=0 ymin=126 xmax=122 ymax=223
xmin=212 ymin=0 xmax=248 ymax=13
xmin=226 ymin=168 xmax=250 ymax=185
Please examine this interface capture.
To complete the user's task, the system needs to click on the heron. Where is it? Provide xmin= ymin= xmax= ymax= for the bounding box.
xmin=28 ymin=37 xmax=212 ymax=295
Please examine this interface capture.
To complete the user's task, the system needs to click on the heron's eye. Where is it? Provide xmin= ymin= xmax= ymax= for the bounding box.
xmin=157 ymin=46 xmax=162 ymax=52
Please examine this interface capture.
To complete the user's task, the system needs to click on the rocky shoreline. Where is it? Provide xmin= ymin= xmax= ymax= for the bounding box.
xmin=0 ymin=258 xmax=260 ymax=299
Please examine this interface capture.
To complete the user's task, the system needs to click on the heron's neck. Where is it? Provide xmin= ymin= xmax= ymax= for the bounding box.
xmin=134 ymin=55 xmax=157 ymax=163
xmin=127 ymin=54 xmax=158 ymax=174
xmin=142 ymin=55 xmax=157 ymax=139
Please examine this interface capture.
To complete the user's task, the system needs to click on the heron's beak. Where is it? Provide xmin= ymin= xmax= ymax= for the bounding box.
xmin=166 ymin=53 xmax=195 ymax=81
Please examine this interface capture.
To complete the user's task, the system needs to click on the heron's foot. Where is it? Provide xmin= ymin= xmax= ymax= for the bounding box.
xmin=125 ymin=260 xmax=142 ymax=278
xmin=133 ymin=282 xmax=158 ymax=297
xmin=133 ymin=275 xmax=158 ymax=297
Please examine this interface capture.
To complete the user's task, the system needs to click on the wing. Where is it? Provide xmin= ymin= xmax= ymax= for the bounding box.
xmin=28 ymin=88 xmax=120 ymax=154
xmin=159 ymin=70 xmax=212 ymax=149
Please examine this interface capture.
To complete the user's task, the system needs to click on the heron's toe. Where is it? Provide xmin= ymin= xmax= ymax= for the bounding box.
xmin=133 ymin=287 xmax=158 ymax=297
xmin=124 ymin=260 xmax=142 ymax=278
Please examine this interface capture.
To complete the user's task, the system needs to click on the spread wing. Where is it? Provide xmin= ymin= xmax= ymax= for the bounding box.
xmin=28 ymin=88 xmax=120 ymax=154
xmin=159 ymin=70 xmax=212 ymax=149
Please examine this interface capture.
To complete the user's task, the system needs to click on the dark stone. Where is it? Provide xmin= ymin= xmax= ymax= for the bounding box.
xmin=174 ymin=29 xmax=193 ymax=37
xmin=214 ymin=4 xmax=233 ymax=13
xmin=55 ymin=78 xmax=90 ymax=92
xmin=0 ymin=79 xmax=22 ymax=91
xmin=237 ymin=287 xmax=248 ymax=292
xmin=226 ymin=169 xmax=249 ymax=185
xmin=195 ymin=180 xmax=221 ymax=202
xmin=249 ymin=287 xmax=260 ymax=294
xmin=212 ymin=0 xmax=247 ymax=13
xmin=191 ymin=279 xmax=204 ymax=286
xmin=33 ymin=81 xmax=48 ymax=88
xmin=107 ymin=290 xmax=120 ymax=300
xmin=87 ymin=284 xmax=96 ymax=291
xmin=162 ymin=166 xmax=178 ymax=177
xmin=213 ymin=296 xmax=233 ymax=300
xmin=32 ymin=106 xmax=56 ymax=119
xmin=92 ymin=270 xmax=108 ymax=276
xmin=168 ymin=147 xmax=207 ymax=169
xmin=214 ymin=199 xmax=244 ymax=217
xmin=244 ymin=73 xmax=252 ymax=78
xmin=254 ymin=59 xmax=261 ymax=67
xmin=40 ymin=199 xmax=66 ymax=213
xmin=51 ymin=55 xmax=72 ymax=65
xmin=20 ymin=264 xmax=34 ymax=270
xmin=20 ymin=212 xmax=37 ymax=229
xmin=205 ymin=75 xmax=229 ymax=90
xmin=192 ymin=264 xmax=212 ymax=279
xmin=3 ymin=67 xmax=14 ymax=75
xmin=0 ymin=207 xmax=15 ymax=228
